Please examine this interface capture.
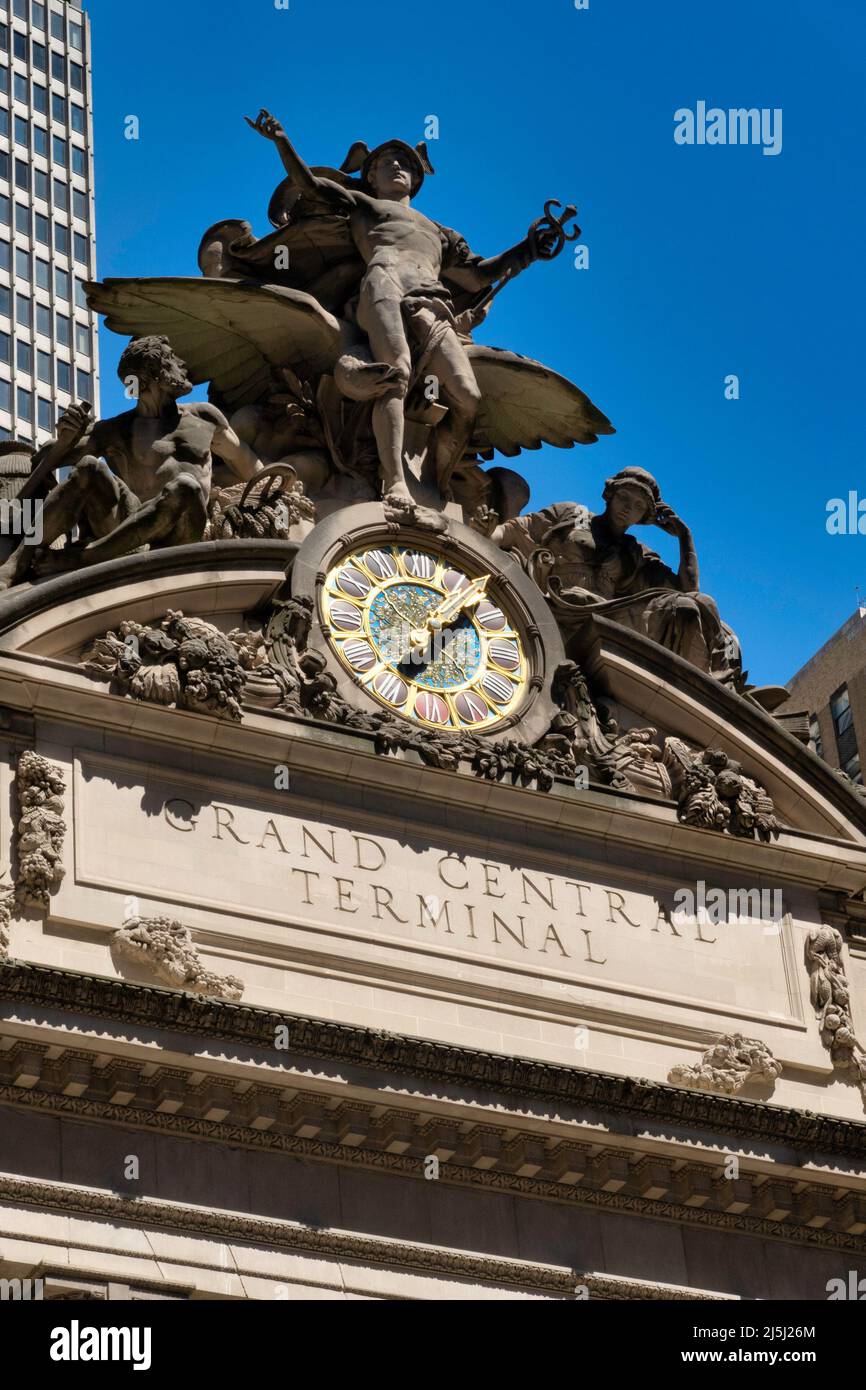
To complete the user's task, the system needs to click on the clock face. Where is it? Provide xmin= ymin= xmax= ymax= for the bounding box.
xmin=320 ymin=543 xmax=528 ymax=731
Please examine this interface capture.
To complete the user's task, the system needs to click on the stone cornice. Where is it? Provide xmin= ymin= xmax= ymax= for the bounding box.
xmin=0 ymin=1174 xmax=578 ymax=1297
xmin=3 ymin=960 xmax=866 ymax=1159
xmin=1 ymin=1076 xmax=862 ymax=1255
xmin=0 ymin=1174 xmax=735 ymax=1298
xmin=0 ymin=539 xmax=298 ymax=637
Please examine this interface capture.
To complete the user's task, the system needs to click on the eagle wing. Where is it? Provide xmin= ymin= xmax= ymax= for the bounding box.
xmin=84 ymin=277 xmax=344 ymax=410
xmin=466 ymin=345 xmax=615 ymax=457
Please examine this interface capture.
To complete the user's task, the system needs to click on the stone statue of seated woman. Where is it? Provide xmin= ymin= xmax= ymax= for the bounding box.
xmin=491 ymin=466 xmax=740 ymax=685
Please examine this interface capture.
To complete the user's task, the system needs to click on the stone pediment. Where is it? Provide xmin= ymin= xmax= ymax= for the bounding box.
xmin=0 ymin=542 xmax=861 ymax=851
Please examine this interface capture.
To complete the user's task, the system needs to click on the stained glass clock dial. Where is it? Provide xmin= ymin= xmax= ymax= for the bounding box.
xmin=320 ymin=543 xmax=528 ymax=731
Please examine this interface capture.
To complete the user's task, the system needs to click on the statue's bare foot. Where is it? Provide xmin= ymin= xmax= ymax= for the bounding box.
xmin=383 ymin=481 xmax=416 ymax=511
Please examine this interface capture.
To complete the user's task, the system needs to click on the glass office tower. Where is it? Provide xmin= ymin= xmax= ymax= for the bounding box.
xmin=0 ymin=0 xmax=98 ymax=447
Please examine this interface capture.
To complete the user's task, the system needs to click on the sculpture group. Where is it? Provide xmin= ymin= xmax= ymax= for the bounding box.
xmin=0 ymin=108 xmax=773 ymax=709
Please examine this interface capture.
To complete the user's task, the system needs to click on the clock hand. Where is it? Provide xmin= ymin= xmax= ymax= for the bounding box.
xmin=378 ymin=579 xmax=489 ymax=671
xmin=378 ymin=591 xmax=438 ymax=667
xmin=426 ymin=575 xmax=490 ymax=632
xmin=397 ymin=576 xmax=490 ymax=670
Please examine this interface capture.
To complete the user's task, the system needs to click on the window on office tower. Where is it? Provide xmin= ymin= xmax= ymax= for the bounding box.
xmin=808 ymin=714 xmax=823 ymax=759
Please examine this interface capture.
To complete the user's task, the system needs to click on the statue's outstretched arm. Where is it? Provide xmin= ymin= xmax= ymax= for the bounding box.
xmin=445 ymin=219 xmax=563 ymax=293
xmin=246 ymin=109 xmax=347 ymax=207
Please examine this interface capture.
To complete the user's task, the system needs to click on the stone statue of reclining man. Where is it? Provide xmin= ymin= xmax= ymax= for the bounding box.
xmin=0 ymin=335 xmax=264 ymax=590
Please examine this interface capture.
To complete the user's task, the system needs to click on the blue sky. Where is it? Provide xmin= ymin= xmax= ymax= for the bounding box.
xmin=85 ymin=0 xmax=866 ymax=686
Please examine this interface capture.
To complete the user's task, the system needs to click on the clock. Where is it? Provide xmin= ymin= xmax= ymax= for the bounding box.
xmin=320 ymin=542 xmax=527 ymax=731
xmin=284 ymin=504 xmax=565 ymax=744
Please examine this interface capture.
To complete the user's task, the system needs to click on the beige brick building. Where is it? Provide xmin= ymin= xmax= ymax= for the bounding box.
xmin=781 ymin=609 xmax=866 ymax=785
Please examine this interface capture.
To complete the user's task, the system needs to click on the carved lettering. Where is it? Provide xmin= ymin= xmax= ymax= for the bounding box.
xmin=418 ymin=895 xmax=453 ymax=933
xmin=652 ymin=903 xmax=681 ymax=937
xmin=582 ymin=929 xmax=607 ymax=965
xmin=151 ymin=789 xmax=758 ymax=987
xmin=438 ymin=854 xmax=468 ymax=891
xmin=334 ymin=877 xmax=358 ymax=914
xmin=257 ymin=818 xmax=289 ymax=853
xmin=566 ymin=881 xmax=591 ymax=916
xmin=372 ymin=883 xmax=410 ymax=924
xmin=540 ymin=923 xmax=569 ymax=956
xmin=521 ymin=872 xmax=557 ymax=909
xmin=353 ymin=834 xmax=387 ymax=872
xmin=491 ymin=912 xmax=526 ymax=950
xmin=212 ymin=804 xmax=250 ymax=845
xmin=301 ymin=825 xmax=337 ymax=863
xmin=291 ymin=867 xmax=319 ymax=904
xmin=481 ymin=862 xmax=506 ymax=899
xmin=605 ymin=890 xmax=641 ymax=928
xmin=164 ymin=798 xmax=198 ymax=832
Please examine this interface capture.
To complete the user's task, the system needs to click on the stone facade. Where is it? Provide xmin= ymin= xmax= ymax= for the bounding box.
xmin=0 ymin=99 xmax=863 ymax=1305
xmin=0 ymin=546 xmax=864 ymax=1301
